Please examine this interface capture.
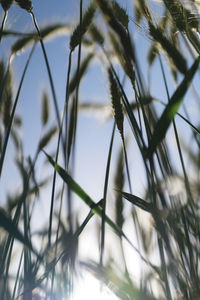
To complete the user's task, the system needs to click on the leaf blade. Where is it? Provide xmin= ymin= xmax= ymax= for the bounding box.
xmin=146 ymin=56 xmax=200 ymax=158
xmin=0 ymin=208 xmax=33 ymax=251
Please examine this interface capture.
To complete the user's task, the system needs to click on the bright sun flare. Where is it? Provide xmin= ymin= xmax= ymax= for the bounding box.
xmin=73 ymin=272 xmax=118 ymax=300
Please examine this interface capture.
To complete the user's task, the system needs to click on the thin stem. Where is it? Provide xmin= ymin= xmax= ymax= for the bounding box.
xmin=0 ymin=45 xmax=35 ymax=177
xmin=66 ymin=0 xmax=83 ymax=235
xmin=47 ymin=49 xmax=72 ymax=246
xmin=100 ymin=122 xmax=115 ymax=266
xmin=30 ymin=12 xmax=65 ymax=152
xmin=158 ymin=54 xmax=194 ymax=205
xmin=122 ymin=138 xmax=132 ymax=194
xmin=65 ymin=50 xmax=73 ymax=166
xmin=30 ymin=12 xmax=73 ymax=246
xmin=0 ymin=150 xmax=39 ymax=277
xmin=0 ymin=10 xmax=7 ymax=43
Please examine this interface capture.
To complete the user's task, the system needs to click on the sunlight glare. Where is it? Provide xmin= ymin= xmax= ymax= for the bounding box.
xmin=73 ymin=272 xmax=119 ymax=300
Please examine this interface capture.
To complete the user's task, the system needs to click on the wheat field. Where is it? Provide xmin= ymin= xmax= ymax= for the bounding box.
xmin=0 ymin=0 xmax=200 ymax=299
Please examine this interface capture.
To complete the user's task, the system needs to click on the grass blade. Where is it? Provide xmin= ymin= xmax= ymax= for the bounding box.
xmin=43 ymin=150 xmax=158 ymax=271
xmin=83 ymin=261 xmax=158 ymax=300
xmin=146 ymin=56 xmax=200 ymax=158
xmin=121 ymin=191 xmax=152 ymax=212
xmin=0 ymin=208 xmax=34 ymax=253
xmin=75 ymin=200 xmax=103 ymax=238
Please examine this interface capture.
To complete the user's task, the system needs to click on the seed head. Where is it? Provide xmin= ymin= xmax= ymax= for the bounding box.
xmin=0 ymin=0 xmax=13 ymax=11
xmin=15 ymin=0 xmax=33 ymax=12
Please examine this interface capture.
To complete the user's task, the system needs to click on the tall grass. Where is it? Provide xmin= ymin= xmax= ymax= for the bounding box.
xmin=0 ymin=0 xmax=200 ymax=299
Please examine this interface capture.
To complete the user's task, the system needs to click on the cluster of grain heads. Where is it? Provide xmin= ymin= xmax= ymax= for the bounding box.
xmin=162 ymin=0 xmax=200 ymax=54
xmin=109 ymin=31 xmax=135 ymax=88
xmin=135 ymin=0 xmax=188 ymax=77
xmin=147 ymin=10 xmax=174 ymax=76
xmin=15 ymin=0 xmax=33 ymax=12
xmin=0 ymin=0 xmax=13 ymax=42
xmin=0 ymin=0 xmax=200 ymax=298
xmin=111 ymin=0 xmax=129 ymax=30
xmin=95 ymin=0 xmax=135 ymax=64
xmin=148 ymin=22 xmax=187 ymax=75
xmin=70 ymin=2 xmax=96 ymax=51
xmin=0 ymin=0 xmax=13 ymax=11
xmin=163 ymin=0 xmax=199 ymax=32
xmin=65 ymin=1 xmax=97 ymax=172
xmin=134 ymin=0 xmax=152 ymax=23
xmin=134 ymin=0 xmax=143 ymax=23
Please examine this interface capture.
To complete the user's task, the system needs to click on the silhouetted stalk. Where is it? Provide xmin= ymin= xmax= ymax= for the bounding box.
xmin=100 ymin=122 xmax=115 ymax=266
xmin=0 ymin=10 xmax=7 ymax=43
xmin=30 ymin=12 xmax=64 ymax=151
xmin=0 ymin=44 xmax=35 ymax=176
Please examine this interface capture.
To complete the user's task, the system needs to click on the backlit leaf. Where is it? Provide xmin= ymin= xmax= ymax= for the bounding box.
xmin=146 ymin=56 xmax=200 ymax=158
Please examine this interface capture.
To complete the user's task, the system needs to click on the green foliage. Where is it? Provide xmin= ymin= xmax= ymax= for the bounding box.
xmin=146 ymin=56 xmax=200 ymax=158
xmin=1 ymin=0 xmax=200 ymax=299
